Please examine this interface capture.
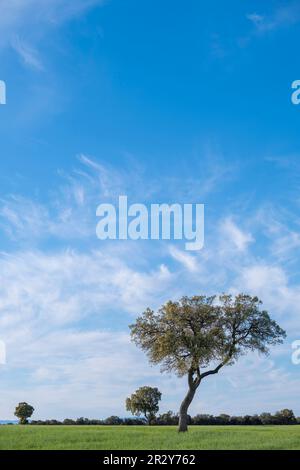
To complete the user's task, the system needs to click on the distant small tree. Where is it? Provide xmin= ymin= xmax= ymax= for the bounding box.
xmin=104 ymin=416 xmax=123 ymax=425
xmin=192 ymin=413 xmax=215 ymax=425
xmin=216 ymin=413 xmax=231 ymax=425
xmin=260 ymin=412 xmax=274 ymax=425
xmin=249 ymin=414 xmax=262 ymax=425
xmin=130 ymin=294 xmax=286 ymax=432
xmin=14 ymin=402 xmax=34 ymax=425
xmin=274 ymin=409 xmax=297 ymax=425
xmin=63 ymin=418 xmax=76 ymax=425
xmin=126 ymin=386 xmax=162 ymax=424
xmin=156 ymin=410 xmax=178 ymax=425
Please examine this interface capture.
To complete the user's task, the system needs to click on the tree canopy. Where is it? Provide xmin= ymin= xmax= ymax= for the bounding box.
xmin=130 ymin=294 xmax=286 ymax=432
xmin=14 ymin=402 xmax=34 ymax=425
xmin=126 ymin=386 xmax=162 ymax=424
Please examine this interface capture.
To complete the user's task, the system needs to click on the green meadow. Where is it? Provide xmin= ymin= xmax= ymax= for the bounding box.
xmin=0 ymin=425 xmax=300 ymax=450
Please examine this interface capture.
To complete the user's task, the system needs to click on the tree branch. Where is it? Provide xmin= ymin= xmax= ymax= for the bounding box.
xmin=199 ymin=362 xmax=224 ymax=380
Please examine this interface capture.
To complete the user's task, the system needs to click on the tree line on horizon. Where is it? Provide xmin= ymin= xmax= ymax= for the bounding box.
xmin=10 ymin=400 xmax=299 ymax=427
xmin=15 ymin=409 xmax=299 ymax=426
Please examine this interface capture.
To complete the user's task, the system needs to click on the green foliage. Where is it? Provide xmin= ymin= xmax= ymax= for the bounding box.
xmin=25 ymin=408 xmax=300 ymax=426
xmin=14 ymin=402 xmax=34 ymax=425
xmin=104 ymin=416 xmax=123 ymax=425
xmin=126 ymin=386 xmax=162 ymax=423
xmin=130 ymin=294 xmax=286 ymax=432
xmin=130 ymin=294 xmax=286 ymax=377
xmin=274 ymin=409 xmax=297 ymax=425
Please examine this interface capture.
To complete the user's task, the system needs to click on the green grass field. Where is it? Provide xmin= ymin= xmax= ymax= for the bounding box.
xmin=0 ymin=425 xmax=300 ymax=450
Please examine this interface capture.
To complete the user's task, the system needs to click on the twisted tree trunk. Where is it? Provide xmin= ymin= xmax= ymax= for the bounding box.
xmin=178 ymin=386 xmax=197 ymax=432
xmin=178 ymin=369 xmax=200 ymax=432
xmin=178 ymin=362 xmax=225 ymax=432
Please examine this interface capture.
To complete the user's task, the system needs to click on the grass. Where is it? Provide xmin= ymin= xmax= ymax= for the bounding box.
xmin=0 ymin=425 xmax=300 ymax=450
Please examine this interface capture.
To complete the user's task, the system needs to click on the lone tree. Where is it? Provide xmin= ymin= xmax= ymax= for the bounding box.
xmin=126 ymin=386 xmax=162 ymax=424
xmin=14 ymin=402 xmax=34 ymax=425
xmin=130 ymin=294 xmax=286 ymax=432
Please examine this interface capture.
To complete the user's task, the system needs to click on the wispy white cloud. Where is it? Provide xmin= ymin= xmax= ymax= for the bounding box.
xmin=246 ymin=2 xmax=300 ymax=34
xmin=0 ymin=0 xmax=105 ymax=33
xmin=221 ymin=218 xmax=254 ymax=252
xmin=0 ymin=0 xmax=106 ymax=69
xmin=1 ymin=155 xmax=300 ymax=419
xmin=0 ymin=193 xmax=90 ymax=241
xmin=0 ymin=249 xmax=173 ymax=333
xmin=0 ymin=328 xmax=164 ymax=419
xmin=233 ymin=263 xmax=300 ymax=332
xmin=11 ymin=36 xmax=43 ymax=70
xmin=0 ymin=246 xmax=176 ymax=419
xmin=0 ymin=153 xmax=237 ymax=245
xmin=246 ymin=13 xmax=265 ymax=29
xmin=169 ymin=246 xmax=199 ymax=273
xmin=236 ymin=2 xmax=300 ymax=48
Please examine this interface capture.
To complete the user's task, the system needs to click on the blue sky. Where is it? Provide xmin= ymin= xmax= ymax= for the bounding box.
xmin=1 ymin=0 xmax=300 ymax=420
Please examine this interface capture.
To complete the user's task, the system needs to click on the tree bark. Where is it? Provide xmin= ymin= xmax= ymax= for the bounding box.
xmin=178 ymin=368 xmax=201 ymax=432
xmin=178 ymin=385 xmax=196 ymax=432
xmin=178 ymin=362 xmax=225 ymax=432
